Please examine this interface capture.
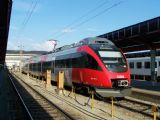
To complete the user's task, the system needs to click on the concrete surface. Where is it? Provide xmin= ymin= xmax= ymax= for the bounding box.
xmin=0 ymin=68 xmax=8 ymax=120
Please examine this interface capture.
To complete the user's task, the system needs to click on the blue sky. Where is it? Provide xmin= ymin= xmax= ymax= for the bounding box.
xmin=8 ymin=0 xmax=160 ymax=51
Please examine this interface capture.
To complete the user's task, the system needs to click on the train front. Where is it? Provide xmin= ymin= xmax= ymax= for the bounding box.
xmin=86 ymin=38 xmax=131 ymax=97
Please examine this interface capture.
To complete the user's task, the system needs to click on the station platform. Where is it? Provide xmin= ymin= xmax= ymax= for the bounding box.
xmin=0 ymin=68 xmax=27 ymax=120
xmin=130 ymin=79 xmax=160 ymax=104
xmin=131 ymin=79 xmax=160 ymax=91
xmin=0 ymin=68 xmax=9 ymax=119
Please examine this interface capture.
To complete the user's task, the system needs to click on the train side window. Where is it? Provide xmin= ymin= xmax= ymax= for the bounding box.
xmin=155 ymin=62 xmax=157 ymax=68
xmin=72 ymin=58 xmax=77 ymax=68
xmin=129 ymin=62 xmax=134 ymax=68
xmin=38 ymin=62 xmax=41 ymax=71
xmin=159 ymin=61 xmax=160 ymax=67
xmin=136 ymin=62 xmax=142 ymax=69
xmin=29 ymin=64 xmax=32 ymax=71
xmin=144 ymin=62 xmax=150 ymax=68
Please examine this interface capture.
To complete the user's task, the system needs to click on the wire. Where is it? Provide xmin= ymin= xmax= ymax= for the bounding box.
xmin=51 ymin=0 xmax=110 ymax=37
xmin=55 ymin=1 xmax=124 ymax=39
xmin=20 ymin=0 xmax=38 ymax=33
xmin=21 ymin=0 xmax=34 ymax=28
xmin=16 ymin=0 xmax=38 ymax=46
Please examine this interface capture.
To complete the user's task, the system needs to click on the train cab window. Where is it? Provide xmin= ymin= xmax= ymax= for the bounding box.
xmin=85 ymin=54 xmax=101 ymax=70
xmin=129 ymin=62 xmax=134 ymax=68
xmin=136 ymin=62 xmax=142 ymax=69
xmin=145 ymin=62 xmax=150 ymax=68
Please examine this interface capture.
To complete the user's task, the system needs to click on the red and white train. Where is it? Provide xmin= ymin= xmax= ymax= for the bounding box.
xmin=22 ymin=37 xmax=131 ymax=97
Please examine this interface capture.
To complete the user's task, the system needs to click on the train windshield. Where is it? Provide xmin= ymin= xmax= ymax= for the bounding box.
xmin=99 ymin=51 xmax=127 ymax=72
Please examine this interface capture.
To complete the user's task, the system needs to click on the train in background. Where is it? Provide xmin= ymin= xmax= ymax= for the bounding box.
xmin=126 ymin=51 xmax=160 ymax=82
xmin=22 ymin=37 xmax=131 ymax=97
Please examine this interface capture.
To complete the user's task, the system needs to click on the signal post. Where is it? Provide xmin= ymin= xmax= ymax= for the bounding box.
xmin=45 ymin=70 xmax=52 ymax=90
xmin=56 ymin=71 xmax=64 ymax=94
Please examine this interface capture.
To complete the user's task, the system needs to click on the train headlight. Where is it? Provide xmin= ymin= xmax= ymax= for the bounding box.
xmin=118 ymin=80 xmax=128 ymax=87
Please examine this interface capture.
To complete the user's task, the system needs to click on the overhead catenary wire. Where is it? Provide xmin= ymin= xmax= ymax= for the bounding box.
xmin=52 ymin=0 xmax=110 ymax=37
xmin=20 ymin=0 xmax=38 ymax=33
xmin=16 ymin=0 xmax=38 ymax=46
xmin=21 ymin=0 xmax=34 ymax=28
xmin=54 ymin=1 xmax=124 ymax=39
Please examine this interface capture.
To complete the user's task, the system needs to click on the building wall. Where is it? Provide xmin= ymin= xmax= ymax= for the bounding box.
xmin=5 ymin=53 xmax=36 ymax=70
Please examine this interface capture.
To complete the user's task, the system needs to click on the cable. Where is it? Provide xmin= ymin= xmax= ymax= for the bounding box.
xmin=15 ymin=0 xmax=38 ymax=46
xmin=51 ymin=0 xmax=110 ymax=37
xmin=21 ymin=0 xmax=34 ymax=28
xmin=55 ymin=1 xmax=124 ymax=39
xmin=20 ymin=0 xmax=38 ymax=33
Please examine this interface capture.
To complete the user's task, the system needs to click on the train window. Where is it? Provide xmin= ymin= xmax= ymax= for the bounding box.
xmin=29 ymin=64 xmax=32 ymax=71
xmin=43 ymin=61 xmax=52 ymax=71
xmin=159 ymin=61 xmax=160 ymax=67
xmin=145 ymin=62 xmax=150 ymax=68
xmin=38 ymin=62 xmax=41 ymax=72
xmin=32 ymin=63 xmax=36 ymax=71
xmin=72 ymin=58 xmax=78 ymax=68
xmin=129 ymin=62 xmax=134 ymax=68
xmin=136 ymin=62 xmax=142 ymax=69
xmin=85 ymin=54 xmax=101 ymax=70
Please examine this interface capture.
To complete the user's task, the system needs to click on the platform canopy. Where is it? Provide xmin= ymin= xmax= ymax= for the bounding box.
xmin=0 ymin=0 xmax=12 ymax=64
xmin=99 ymin=17 xmax=160 ymax=52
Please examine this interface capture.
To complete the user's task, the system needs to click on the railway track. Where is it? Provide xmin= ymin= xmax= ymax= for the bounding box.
xmin=12 ymin=71 xmax=160 ymax=120
xmin=8 ymin=73 xmax=75 ymax=120
xmin=114 ymin=97 xmax=160 ymax=119
xmin=11 ymin=72 xmax=110 ymax=120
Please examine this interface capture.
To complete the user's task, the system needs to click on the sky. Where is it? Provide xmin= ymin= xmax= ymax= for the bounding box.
xmin=8 ymin=0 xmax=160 ymax=51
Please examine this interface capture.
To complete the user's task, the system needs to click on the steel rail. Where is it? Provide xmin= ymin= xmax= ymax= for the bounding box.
xmin=11 ymin=73 xmax=75 ymax=120
xmin=8 ymin=74 xmax=34 ymax=120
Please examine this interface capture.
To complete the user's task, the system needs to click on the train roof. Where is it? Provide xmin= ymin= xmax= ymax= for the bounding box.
xmin=127 ymin=56 xmax=160 ymax=60
xmin=79 ymin=37 xmax=115 ymax=45
xmin=53 ymin=37 xmax=115 ymax=52
xmin=125 ymin=49 xmax=160 ymax=58
xmin=26 ymin=37 xmax=115 ymax=63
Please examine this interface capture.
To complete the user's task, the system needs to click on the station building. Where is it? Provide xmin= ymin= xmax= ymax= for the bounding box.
xmin=5 ymin=50 xmax=46 ymax=70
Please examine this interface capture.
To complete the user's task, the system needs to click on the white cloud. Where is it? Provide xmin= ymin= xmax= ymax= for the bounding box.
xmin=7 ymin=40 xmax=55 ymax=52
xmin=13 ymin=0 xmax=40 ymax=13
xmin=10 ymin=26 xmax=18 ymax=31
xmin=30 ymin=41 xmax=54 ymax=51
xmin=7 ymin=41 xmax=19 ymax=50
xmin=86 ymin=28 xmax=99 ymax=32
xmin=61 ymin=28 xmax=76 ymax=33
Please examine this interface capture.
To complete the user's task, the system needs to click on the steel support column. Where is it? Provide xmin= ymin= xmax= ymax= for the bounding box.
xmin=150 ymin=49 xmax=157 ymax=82
xmin=0 ymin=0 xmax=12 ymax=64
